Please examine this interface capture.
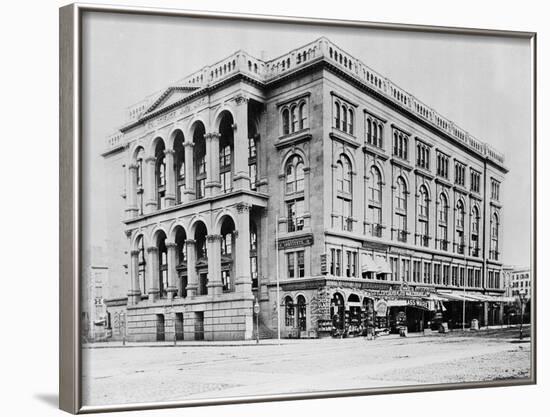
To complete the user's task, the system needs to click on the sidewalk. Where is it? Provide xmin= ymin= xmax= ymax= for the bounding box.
xmin=83 ymin=324 xmax=530 ymax=349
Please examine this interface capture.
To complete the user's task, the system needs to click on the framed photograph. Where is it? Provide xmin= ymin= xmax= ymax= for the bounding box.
xmin=59 ymin=3 xmax=536 ymax=413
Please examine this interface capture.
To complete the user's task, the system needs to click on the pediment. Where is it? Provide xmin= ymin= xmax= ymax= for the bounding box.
xmin=143 ymin=86 xmax=199 ymax=116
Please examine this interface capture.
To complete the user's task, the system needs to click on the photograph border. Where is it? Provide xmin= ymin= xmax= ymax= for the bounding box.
xmin=59 ymin=2 xmax=537 ymax=414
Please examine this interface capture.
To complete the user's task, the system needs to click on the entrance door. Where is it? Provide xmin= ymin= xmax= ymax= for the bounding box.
xmin=194 ymin=312 xmax=204 ymax=340
xmin=175 ymin=312 xmax=184 ymax=341
xmin=199 ymin=273 xmax=208 ymax=295
xmin=156 ymin=314 xmax=165 ymax=341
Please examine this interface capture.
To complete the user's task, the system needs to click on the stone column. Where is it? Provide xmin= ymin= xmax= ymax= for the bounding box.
xmin=144 ymin=156 xmax=157 ymax=214
xmin=185 ymin=239 xmax=198 ymax=297
xmin=182 ymin=141 xmax=195 ymax=202
xmin=233 ymin=96 xmax=250 ymax=191
xmin=128 ymin=250 xmax=141 ymax=305
xmin=164 ymin=149 xmax=176 ymax=207
xmin=235 ymin=203 xmax=252 ymax=294
xmin=206 ymin=234 xmax=223 ymax=295
xmin=146 ymin=246 xmax=159 ymax=301
xmin=205 ymin=133 xmax=221 ymax=197
xmin=125 ymin=164 xmax=139 ymax=219
xmin=166 ymin=241 xmax=178 ymax=299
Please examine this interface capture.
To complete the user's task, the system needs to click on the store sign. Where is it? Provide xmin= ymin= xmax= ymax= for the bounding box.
xmin=320 ymin=253 xmax=327 ymax=274
xmin=406 ymin=299 xmax=430 ymax=310
xmin=374 ymin=300 xmax=388 ymax=316
xmin=278 ymin=234 xmax=314 ymax=250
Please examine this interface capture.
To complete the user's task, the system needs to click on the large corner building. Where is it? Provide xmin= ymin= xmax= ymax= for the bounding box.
xmin=102 ymin=38 xmax=508 ymax=341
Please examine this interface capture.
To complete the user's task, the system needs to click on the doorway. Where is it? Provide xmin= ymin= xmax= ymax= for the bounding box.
xmin=175 ymin=312 xmax=184 ymax=341
xmin=194 ymin=311 xmax=204 ymax=340
xmin=156 ymin=314 xmax=165 ymax=341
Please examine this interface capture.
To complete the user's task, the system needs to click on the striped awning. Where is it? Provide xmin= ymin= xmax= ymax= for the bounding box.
xmin=361 ymin=254 xmax=378 ymax=273
xmin=374 ymin=257 xmax=392 ymax=274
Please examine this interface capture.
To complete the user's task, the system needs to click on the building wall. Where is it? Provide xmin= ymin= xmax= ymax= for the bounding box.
xmin=102 ymin=39 xmax=508 ymax=340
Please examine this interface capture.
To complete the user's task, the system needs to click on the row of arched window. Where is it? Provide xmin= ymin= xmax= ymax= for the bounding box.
xmin=281 ymin=102 xmax=308 ymax=136
xmin=334 ymin=101 xmax=355 ymax=135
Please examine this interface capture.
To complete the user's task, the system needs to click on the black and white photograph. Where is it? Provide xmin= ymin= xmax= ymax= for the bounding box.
xmin=61 ymin=3 xmax=535 ymax=412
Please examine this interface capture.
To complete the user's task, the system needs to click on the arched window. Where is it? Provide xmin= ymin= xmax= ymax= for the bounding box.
xmin=156 ymin=232 xmax=168 ymax=298
xmin=348 ymin=108 xmax=354 ymax=135
xmin=490 ymin=213 xmax=499 ymax=260
xmin=366 ymin=119 xmax=372 ymax=144
xmin=471 ymin=206 xmax=480 ymax=257
xmin=220 ymin=217 xmax=235 ymax=292
xmin=334 ymin=102 xmax=341 ymax=129
xmin=342 ymin=104 xmax=348 ymax=133
xmin=336 ymin=155 xmax=353 ymax=231
xmin=285 ymin=155 xmax=305 ymax=232
xmin=284 ymin=296 xmax=295 ymax=327
xmin=250 ymin=221 xmax=258 ymax=288
xmin=456 ymin=200 xmax=465 ymax=254
xmin=282 ymin=108 xmax=290 ymax=135
xmin=193 ymin=122 xmax=207 ymax=199
xmin=368 ymin=166 xmax=382 ymax=237
xmin=285 ymin=155 xmax=304 ymax=194
xmin=395 ymin=177 xmax=407 ymax=242
xmin=290 ymin=105 xmax=298 ymax=133
xmin=417 ymin=185 xmax=429 ymax=247
xmin=299 ymin=102 xmax=307 ymax=130
xmin=438 ymin=193 xmax=449 ymax=251
xmin=173 ymin=132 xmax=185 ymax=204
xmin=155 ymin=142 xmax=166 ymax=209
xmin=297 ymin=295 xmax=307 ymax=331
xmin=135 ymin=148 xmax=145 ymax=215
xmin=137 ymin=235 xmax=146 ymax=294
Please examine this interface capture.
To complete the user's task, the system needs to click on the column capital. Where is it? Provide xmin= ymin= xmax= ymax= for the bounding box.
xmin=146 ymin=246 xmax=158 ymax=254
xmin=234 ymin=94 xmax=249 ymax=106
xmin=130 ymin=249 xmax=140 ymax=257
xmin=165 ymin=241 xmax=177 ymax=249
xmin=206 ymin=234 xmax=222 ymax=242
xmin=164 ymin=149 xmax=175 ymax=156
xmin=236 ymin=202 xmax=252 ymax=213
xmin=184 ymin=239 xmax=196 ymax=245
xmin=128 ymin=163 xmax=139 ymax=171
xmin=144 ymin=156 xmax=156 ymax=164
xmin=183 ymin=141 xmax=194 ymax=148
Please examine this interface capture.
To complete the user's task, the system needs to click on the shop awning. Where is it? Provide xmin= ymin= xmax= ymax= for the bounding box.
xmin=374 ymin=257 xmax=392 ymax=274
xmin=361 ymin=254 xmax=378 ymax=273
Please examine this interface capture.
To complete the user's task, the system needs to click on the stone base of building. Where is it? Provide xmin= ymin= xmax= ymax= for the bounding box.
xmin=126 ymin=292 xmax=254 ymax=342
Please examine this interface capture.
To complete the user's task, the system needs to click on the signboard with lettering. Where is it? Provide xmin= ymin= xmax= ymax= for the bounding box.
xmin=374 ymin=300 xmax=388 ymax=316
xmin=277 ymin=234 xmax=314 ymax=250
xmin=320 ymin=253 xmax=327 ymax=275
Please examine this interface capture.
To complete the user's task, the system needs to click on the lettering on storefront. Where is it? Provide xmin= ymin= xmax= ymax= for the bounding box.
xmin=406 ymin=299 xmax=430 ymax=309
xmin=320 ymin=253 xmax=327 ymax=275
xmin=361 ymin=241 xmax=388 ymax=251
xmin=374 ymin=300 xmax=388 ymax=316
xmin=278 ymin=234 xmax=314 ymax=250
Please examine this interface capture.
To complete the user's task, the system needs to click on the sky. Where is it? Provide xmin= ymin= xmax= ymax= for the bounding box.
xmin=81 ymin=11 xmax=532 ymax=267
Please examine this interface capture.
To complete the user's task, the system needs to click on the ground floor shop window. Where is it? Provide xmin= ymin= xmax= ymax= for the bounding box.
xmin=284 ymin=296 xmax=295 ymax=326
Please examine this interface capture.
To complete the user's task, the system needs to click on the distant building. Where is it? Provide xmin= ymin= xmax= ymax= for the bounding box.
xmin=505 ymin=266 xmax=531 ymax=299
xmin=102 ymin=38 xmax=509 ymax=342
xmin=82 ymin=246 xmax=109 ymax=341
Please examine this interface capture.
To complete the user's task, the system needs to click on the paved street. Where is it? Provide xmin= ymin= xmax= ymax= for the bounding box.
xmin=82 ymin=327 xmax=531 ymax=407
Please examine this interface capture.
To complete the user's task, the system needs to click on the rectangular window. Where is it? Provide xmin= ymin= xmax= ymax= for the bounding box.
xmin=390 ymin=257 xmax=399 ymax=281
xmin=401 ymin=259 xmax=410 ymax=282
xmin=451 ymin=265 xmax=458 ymax=287
xmin=459 ymin=267 xmax=465 ymax=287
xmin=287 ymin=253 xmax=295 ymax=278
xmin=423 ymin=262 xmax=431 ymax=284
xmin=474 ymin=269 xmax=481 ymax=288
xmin=287 ymin=200 xmax=304 ymax=232
xmin=434 ymin=264 xmax=441 ymax=285
xmin=436 ymin=152 xmax=449 ymax=179
xmin=335 ymin=249 xmax=341 ymax=276
xmin=491 ymin=179 xmax=501 ymax=201
xmin=416 ymin=141 xmax=430 ymax=170
xmin=470 ymin=169 xmax=481 ymax=193
xmin=467 ymin=268 xmax=473 ymax=287
xmin=454 ymin=161 xmax=466 ymax=186
xmin=413 ymin=260 xmax=421 ymax=283
xmin=443 ymin=265 xmax=450 ymax=286
xmin=297 ymin=250 xmax=305 ymax=278
xmin=392 ymin=129 xmax=409 ymax=160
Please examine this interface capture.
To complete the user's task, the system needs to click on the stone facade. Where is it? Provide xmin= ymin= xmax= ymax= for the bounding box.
xmin=102 ymin=37 xmax=508 ymax=341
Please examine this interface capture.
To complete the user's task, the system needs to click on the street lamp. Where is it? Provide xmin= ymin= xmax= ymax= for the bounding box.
xmin=254 ymin=297 xmax=260 ymax=344
xmin=518 ymin=289 xmax=527 ymax=340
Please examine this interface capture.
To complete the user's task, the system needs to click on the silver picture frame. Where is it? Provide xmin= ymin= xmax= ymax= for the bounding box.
xmin=59 ymin=2 xmax=537 ymax=413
